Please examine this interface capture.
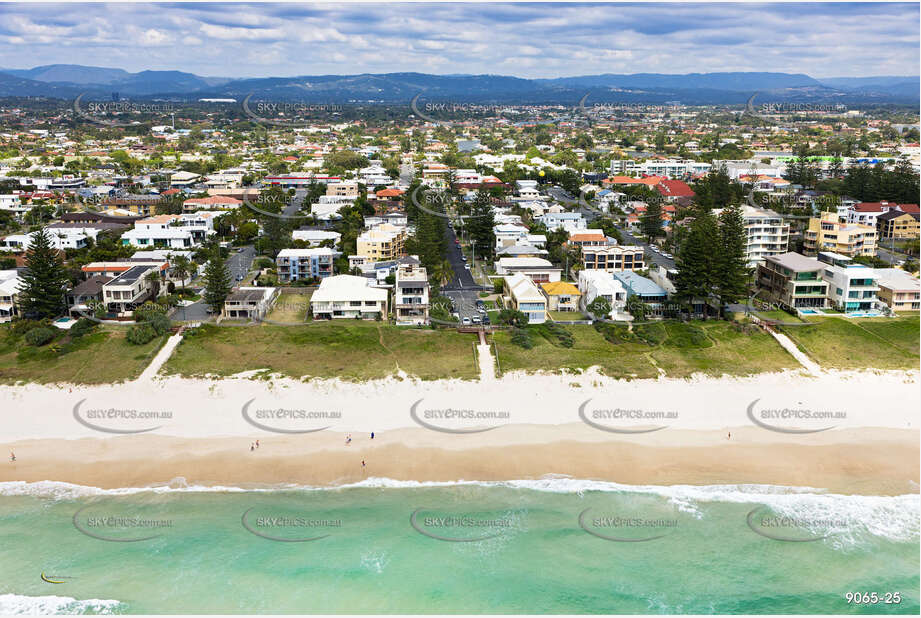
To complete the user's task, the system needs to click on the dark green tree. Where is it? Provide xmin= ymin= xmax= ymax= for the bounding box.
xmin=674 ymin=209 xmax=719 ymax=318
xmin=17 ymin=228 xmax=69 ymax=319
xmin=715 ymin=204 xmax=751 ymax=314
xmin=202 ymin=249 xmax=232 ymax=314
xmin=641 ymin=199 xmax=663 ymax=239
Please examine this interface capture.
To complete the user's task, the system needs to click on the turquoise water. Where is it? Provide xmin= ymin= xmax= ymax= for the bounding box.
xmin=0 ymin=479 xmax=917 ymax=614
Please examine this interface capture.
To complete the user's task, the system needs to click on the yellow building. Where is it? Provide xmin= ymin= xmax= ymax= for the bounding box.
xmin=540 ymin=280 xmax=582 ymax=312
xmin=876 ymin=210 xmax=920 ymax=240
xmin=355 ymin=223 xmax=407 ymax=261
xmin=804 ymin=211 xmax=876 ymax=258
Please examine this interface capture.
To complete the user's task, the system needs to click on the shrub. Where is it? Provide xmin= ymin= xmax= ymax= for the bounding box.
xmin=24 ymin=326 xmax=57 ymax=346
xmin=69 ymin=318 xmax=96 ymax=338
xmin=594 ymin=322 xmax=637 ymax=345
xmin=126 ymin=322 xmax=157 ymax=345
xmin=9 ymin=319 xmax=47 ymax=337
xmin=663 ymin=323 xmax=711 ymax=348
xmin=510 ymin=327 xmax=534 ymax=349
xmin=633 ymin=322 xmax=667 ymax=346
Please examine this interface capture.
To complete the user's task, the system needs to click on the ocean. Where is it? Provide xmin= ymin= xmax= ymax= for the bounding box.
xmin=0 ymin=478 xmax=917 ymax=614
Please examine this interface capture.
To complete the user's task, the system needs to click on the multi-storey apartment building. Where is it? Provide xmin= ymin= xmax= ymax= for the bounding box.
xmin=804 ymin=211 xmax=876 ymax=258
xmin=581 ymin=245 xmax=645 ymax=272
xmin=394 ymin=263 xmax=429 ymax=326
xmin=326 ymin=181 xmax=359 ymax=198
xmin=275 ymin=248 xmax=336 ymax=282
xmin=714 ymin=205 xmax=790 ymax=266
xmin=355 ymin=223 xmax=407 ymax=261
xmin=756 ymin=252 xmax=830 ymax=310
xmin=876 ymin=210 xmax=919 ymax=240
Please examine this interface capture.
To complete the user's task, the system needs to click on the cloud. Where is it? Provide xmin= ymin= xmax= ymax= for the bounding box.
xmin=0 ymin=2 xmax=915 ymax=78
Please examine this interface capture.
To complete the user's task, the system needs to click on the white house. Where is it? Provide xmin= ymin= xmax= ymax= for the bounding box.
xmin=292 ymin=229 xmax=342 ymax=248
xmin=578 ymin=270 xmax=629 ymax=320
xmin=310 ymin=274 xmax=388 ymax=320
xmin=504 ymin=272 xmax=547 ymax=324
xmin=494 ymin=257 xmax=562 ymax=283
xmin=0 ymin=269 xmax=22 ymax=323
xmin=537 ymin=212 xmax=587 ymax=233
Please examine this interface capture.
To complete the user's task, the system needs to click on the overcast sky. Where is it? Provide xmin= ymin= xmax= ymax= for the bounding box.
xmin=0 ymin=2 xmax=917 ymax=78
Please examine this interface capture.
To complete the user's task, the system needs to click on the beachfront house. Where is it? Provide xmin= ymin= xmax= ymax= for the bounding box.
xmin=503 ymin=272 xmax=547 ymax=324
xmin=223 ymin=287 xmax=279 ymax=320
xmin=310 ymin=274 xmax=388 ymax=320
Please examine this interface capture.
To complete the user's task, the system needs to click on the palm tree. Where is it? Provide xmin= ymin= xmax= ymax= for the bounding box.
xmin=144 ymin=270 xmax=162 ymax=299
xmin=171 ymin=254 xmax=191 ymax=293
xmin=434 ymin=259 xmax=454 ymax=286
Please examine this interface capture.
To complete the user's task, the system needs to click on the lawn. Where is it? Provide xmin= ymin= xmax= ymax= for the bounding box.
xmin=0 ymin=325 xmax=167 ymax=385
xmin=548 ymin=310 xmax=588 ymax=321
xmin=778 ymin=315 xmax=920 ymax=370
xmin=162 ymin=321 xmax=479 ymax=381
xmin=492 ymin=320 xmax=798 ymax=379
xmin=264 ymin=292 xmax=311 ymax=324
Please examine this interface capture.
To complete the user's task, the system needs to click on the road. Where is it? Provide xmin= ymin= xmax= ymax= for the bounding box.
xmin=877 ymin=245 xmax=910 ymax=266
xmin=440 ymin=225 xmax=486 ymax=322
xmin=545 ymin=186 xmax=600 ymax=223
xmin=399 ymin=163 xmax=415 ymax=186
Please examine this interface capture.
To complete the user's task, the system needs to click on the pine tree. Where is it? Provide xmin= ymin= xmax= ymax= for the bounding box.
xmin=17 ymin=227 xmax=69 ymax=319
xmin=641 ymin=199 xmax=663 ymax=239
xmin=466 ymin=190 xmax=496 ymax=260
xmin=715 ymin=204 xmax=751 ymax=314
xmin=674 ymin=210 xmax=719 ymax=318
xmin=203 ymin=249 xmax=232 ymax=314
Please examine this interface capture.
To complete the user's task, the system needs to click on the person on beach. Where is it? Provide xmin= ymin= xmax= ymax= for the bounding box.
xmin=9 ymin=450 xmax=14 ymax=462
xmin=250 ymin=443 xmax=255 ymax=452
xmin=370 ymin=432 xmax=374 ymax=440
xmin=255 ymin=440 xmax=259 ymax=449
xmin=361 ymin=460 xmax=366 ymax=471
xmin=346 ymin=434 xmax=351 ymax=446
xmin=727 ymin=431 xmax=731 ymax=440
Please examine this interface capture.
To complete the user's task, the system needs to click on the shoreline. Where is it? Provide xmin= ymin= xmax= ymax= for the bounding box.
xmin=3 ymin=426 xmax=918 ymax=495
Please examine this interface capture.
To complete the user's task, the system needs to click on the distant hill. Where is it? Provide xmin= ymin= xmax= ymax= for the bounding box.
xmin=0 ymin=65 xmax=916 ymax=104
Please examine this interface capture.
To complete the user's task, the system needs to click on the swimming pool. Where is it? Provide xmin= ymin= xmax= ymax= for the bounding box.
xmin=845 ymin=311 xmax=884 ymax=318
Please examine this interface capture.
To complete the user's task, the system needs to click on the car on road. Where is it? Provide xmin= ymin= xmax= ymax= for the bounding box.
xmin=462 ymin=317 xmax=472 ymax=325
xmin=471 ymin=316 xmax=481 ymax=324
xmin=663 ymin=252 xmax=673 ymax=259
xmin=482 ymin=316 xmax=491 ymax=325
xmin=237 ymin=247 xmax=244 ymax=253
xmin=236 ymin=274 xmax=244 ymax=281
xmin=461 ymin=255 xmax=467 ymax=261
xmin=464 ymin=264 xmax=471 ymax=270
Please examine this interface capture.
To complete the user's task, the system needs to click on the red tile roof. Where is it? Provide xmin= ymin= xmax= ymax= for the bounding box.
xmin=655 ymin=179 xmax=695 ymax=198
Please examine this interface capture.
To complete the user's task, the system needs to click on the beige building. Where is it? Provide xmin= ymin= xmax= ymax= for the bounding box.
xmin=356 ymin=223 xmax=407 ymax=261
xmin=394 ymin=263 xmax=430 ymax=325
xmin=756 ymin=252 xmax=829 ymax=310
xmin=804 ymin=211 xmax=877 ymax=257
xmin=581 ymin=245 xmax=645 ymax=272
xmin=540 ymin=280 xmax=582 ymax=312
xmin=326 ymin=182 xmax=359 ymax=198
xmin=876 ymin=210 xmax=920 ymax=240
xmin=873 ymin=268 xmax=920 ymax=312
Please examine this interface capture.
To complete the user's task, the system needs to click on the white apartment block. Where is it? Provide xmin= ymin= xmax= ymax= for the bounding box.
xmin=817 ymin=252 xmax=879 ymax=313
xmin=394 ymin=263 xmax=430 ymax=326
xmin=714 ymin=205 xmax=790 ymax=267
xmin=504 ymin=272 xmax=547 ymax=324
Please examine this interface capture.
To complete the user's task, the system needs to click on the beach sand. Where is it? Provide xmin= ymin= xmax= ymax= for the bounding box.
xmin=2 ymin=368 xmax=918 ymax=494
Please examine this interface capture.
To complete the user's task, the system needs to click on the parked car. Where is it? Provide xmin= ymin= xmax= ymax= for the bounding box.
xmin=236 ymin=274 xmax=244 ymax=281
xmin=462 ymin=317 xmax=472 ymax=325
xmin=482 ymin=316 xmax=491 ymax=325
xmin=663 ymin=252 xmax=673 ymax=259
xmin=471 ymin=316 xmax=481 ymax=324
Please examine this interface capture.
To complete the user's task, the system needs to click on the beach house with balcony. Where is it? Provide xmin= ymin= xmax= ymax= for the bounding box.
xmin=310 ymin=274 xmax=388 ymax=320
xmin=504 ymin=272 xmax=547 ymax=324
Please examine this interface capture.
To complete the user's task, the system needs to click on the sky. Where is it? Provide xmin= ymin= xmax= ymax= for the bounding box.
xmin=0 ymin=2 xmax=918 ymax=79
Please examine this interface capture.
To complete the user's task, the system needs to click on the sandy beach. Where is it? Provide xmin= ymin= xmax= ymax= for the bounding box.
xmin=2 ymin=368 xmax=919 ymax=494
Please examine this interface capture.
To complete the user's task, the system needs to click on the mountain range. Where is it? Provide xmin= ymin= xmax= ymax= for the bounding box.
xmin=0 ymin=64 xmax=917 ymax=104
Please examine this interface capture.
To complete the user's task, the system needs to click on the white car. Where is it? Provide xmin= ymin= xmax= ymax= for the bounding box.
xmin=462 ymin=317 xmax=472 ymax=325
xmin=663 ymin=252 xmax=673 ymax=259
